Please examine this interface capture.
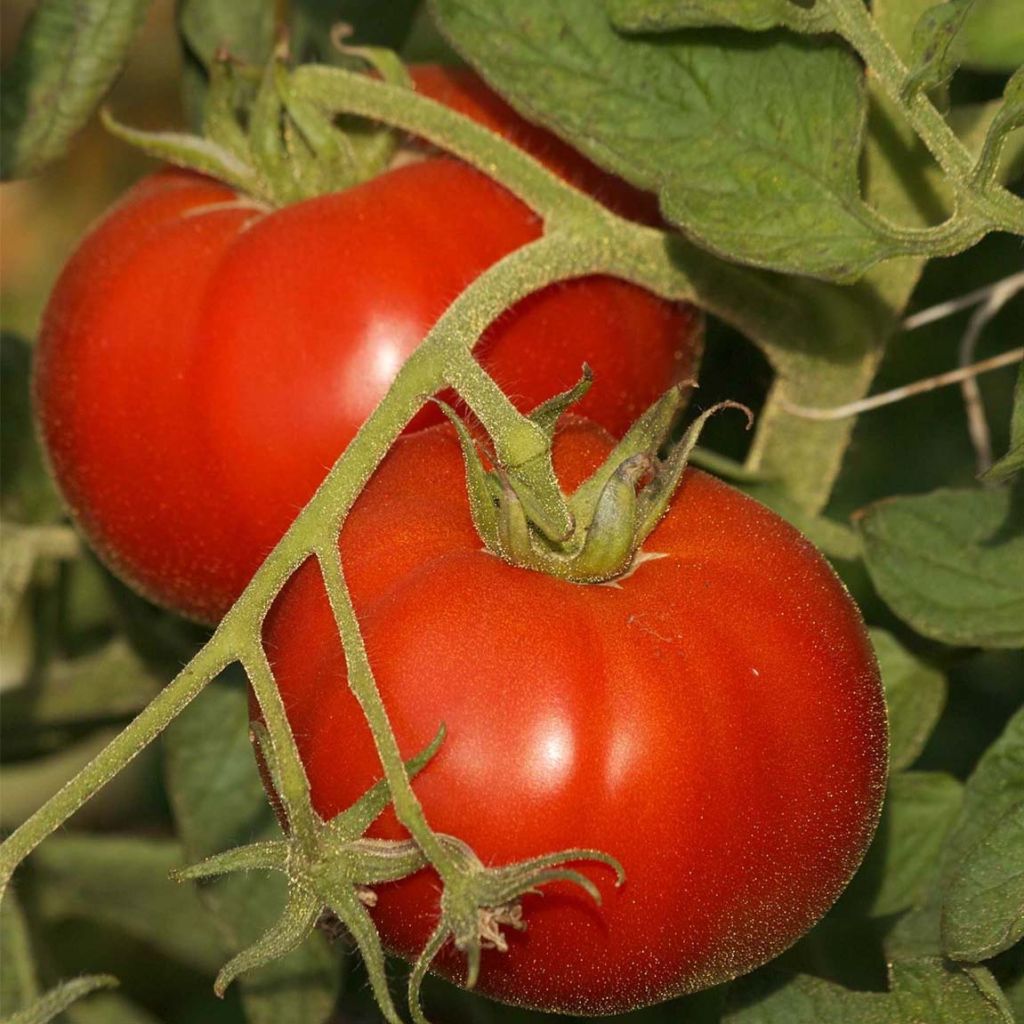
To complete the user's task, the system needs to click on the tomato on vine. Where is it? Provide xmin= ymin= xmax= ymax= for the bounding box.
xmin=34 ymin=69 xmax=699 ymax=624
xmin=260 ymin=417 xmax=888 ymax=1015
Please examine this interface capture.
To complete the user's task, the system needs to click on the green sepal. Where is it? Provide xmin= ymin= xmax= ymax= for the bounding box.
xmin=100 ymin=108 xmax=266 ymax=200
xmin=636 ymin=400 xmax=752 ymax=539
xmin=528 ymin=365 xmax=593 ymax=435
xmin=249 ymin=53 xmax=299 ymax=205
xmin=572 ymin=453 xmax=652 ymax=581
xmin=203 ymin=56 xmax=254 ymax=165
xmin=407 ymin=835 xmax=624 ymax=1021
xmin=445 ymin=381 xmax=750 ymax=583
xmin=431 ymin=400 xmax=503 ymax=550
xmin=568 ymin=380 xmax=690 ymax=519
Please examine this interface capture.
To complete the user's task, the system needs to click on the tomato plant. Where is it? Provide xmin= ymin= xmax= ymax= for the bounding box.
xmin=34 ymin=156 xmax=698 ymax=623
xmin=260 ymin=418 xmax=888 ymax=1014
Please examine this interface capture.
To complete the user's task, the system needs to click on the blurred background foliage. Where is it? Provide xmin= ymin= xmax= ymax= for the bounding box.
xmin=1 ymin=1 xmax=1021 ymax=1022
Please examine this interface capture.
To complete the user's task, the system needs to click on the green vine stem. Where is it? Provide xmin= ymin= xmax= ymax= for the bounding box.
xmin=822 ymin=0 xmax=1024 ymax=234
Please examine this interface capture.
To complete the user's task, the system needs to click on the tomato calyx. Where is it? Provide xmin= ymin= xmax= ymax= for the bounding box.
xmin=102 ymin=45 xmax=410 ymax=207
xmin=408 ymin=837 xmax=624 ymax=1024
xmin=172 ymin=724 xmax=444 ymax=1024
xmin=444 ymin=377 xmax=753 ymax=584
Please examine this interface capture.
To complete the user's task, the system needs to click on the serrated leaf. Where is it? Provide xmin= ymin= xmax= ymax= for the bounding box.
xmin=29 ymin=835 xmax=225 ymax=975
xmin=0 ymin=0 xmax=150 ymax=179
xmin=904 ymin=0 xmax=976 ymax=100
xmin=724 ymin=959 xmax=1014 ymax=1023
xmin=605 ymin=0 xmax=831 ymax=33
xmin=163 ymin=677 xmax=341 ymax=1024
xmin=857 ymin=487 xmax=1024 ymax=648
xmin=431 ymin=0 xmax=921 ymax=280
xmin=1 ymin=891 xmax=40 ymax=1014
xmin=842 ymin=772 xmax=963 ymax=917
xmin=941 ymin=706 xmax=1024 ymax=961
xmin=6 ymin=975 xmax=119 ymax=1024
xmin=871 ymin=629 xmax=947 ymax=771
xmin=984 ymin=362 xmax=1024 ymax=482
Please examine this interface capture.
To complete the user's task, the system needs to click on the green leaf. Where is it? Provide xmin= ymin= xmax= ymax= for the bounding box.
xmin=28 ymin=835 xmax=226 ymax=975
xmin=903 ymin=0 xmax=976 ymax=100
xmin=984 ymin=362 xmax=1024 ymax=483
xmin=1 ymin=891 xmax=40 ymax=1013
xmin=941 ymin=706 xmax=1024 ymax=961
xmin=164 ymin=677 xmax=341 ymax=1024
xmin=6 ymin=975 xmax=120 ymax=1024
xmin=431 ymin=0 xmax=926 ymax=280
xmin=842 ymin=772 xmax=963 ymax=917
xmin=0 ymin=0 xmax=150 ymax=179
xmin=178 ymin=0 xmax=275 ymax=70
xmin=605 ymin=0 xmax=832 ymax=33
xmin=857 ymin=487 xmax=1024 ymax=648
xmin=871 ymin=629 xmax=947 ymax=771
xmin=2 ymin=640 xmax=161 ymax=747
xmin=960 ymin=0 xmax=1024 ymax=71
xmin=63 ymin=992 xmax=162 ymax=1024
xmin=724 ymin=959 xmax=1015 ymax=1023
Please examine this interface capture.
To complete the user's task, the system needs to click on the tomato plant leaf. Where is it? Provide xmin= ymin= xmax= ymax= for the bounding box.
xmin=28 ymin=835 xmax=226 ymax=975
xmin=856 ymin=487 xmax=1024 ymax=649
xmin=62 ymin=992 xmax=161 ymax=1024
xmin=1 ymin=891 xmax=40 ymax=1014
xmin=0 ymin=525 xmax=79 ymax=639
xmin=724 ymin=958 xmax=1015 ymax=1022
xmin=841 ymin=771 xmax=963 ymax=918
xmin=163 ymin=676 xmax=341 ymax=1024
xmin=971 ymin=67 xmax=1024 ymax=188
xmin=941 ymin=706 xmax=1024 ymax=961
xmin=0 ymin=0 xmax=150 ymax=180
xmin=430 ymin=0 xmax=934 ymax=280
xmin=983 ymin=363 xmax=1024 ymax=483
xmin=871 ymin=629 xmax=948 ymax=772
xmin=605 ymin=0 xmax=832 ymax=33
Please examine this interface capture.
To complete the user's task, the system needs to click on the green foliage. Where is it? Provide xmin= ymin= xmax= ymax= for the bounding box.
xmin=857 ymin=487 xmax=1024 ymax=648
xmin=432 ymin=0 xmax=908 ymax=280
xmin=871 ymin=629 xmax=948 ymax=772
xmin=724 ymin=959 xmax=1015 ymax=1022
xmin=941 ymin=707 xmax=1024 ymax=961
xmin=0 ymin=0 xmax=1022 ymax=1021
xmin=0 ymin=0 xmax=150 ymax=179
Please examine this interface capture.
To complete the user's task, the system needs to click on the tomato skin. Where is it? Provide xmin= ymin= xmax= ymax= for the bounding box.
xmin=261 ymin=419 xmax=888 ymax=1016
xmin=35 ymin=155 xmax=697 ymax=623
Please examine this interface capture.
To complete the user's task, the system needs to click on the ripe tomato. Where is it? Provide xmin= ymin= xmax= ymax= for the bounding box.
xmin=261 ymin=419 xmax=888 ymax=1015
xmin=35 ymin=153 xmax=698 ymax=622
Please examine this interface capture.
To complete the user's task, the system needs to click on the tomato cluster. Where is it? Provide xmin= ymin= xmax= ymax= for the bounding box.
xmin=34 ymin=67 xmax=698 ymax=623
xmin=34 ymin=65 xmax=886 ymax=1016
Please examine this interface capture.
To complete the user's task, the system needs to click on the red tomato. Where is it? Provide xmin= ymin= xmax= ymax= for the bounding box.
xmin=35 ymin=156 xmax=698 ymax=622
xmin=261 ymin=419 xmax=887 ymax=1015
